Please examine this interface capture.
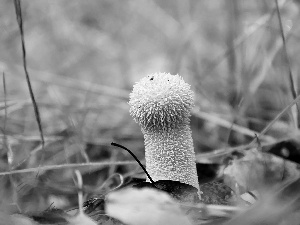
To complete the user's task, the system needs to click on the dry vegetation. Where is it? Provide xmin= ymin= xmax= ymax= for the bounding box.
xmin=1 ymin=0 xmax=300 ymax=224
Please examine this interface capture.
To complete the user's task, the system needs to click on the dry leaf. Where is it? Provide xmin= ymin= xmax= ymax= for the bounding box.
xmin=67 ymin=213 xmax=97 ymax=225
xmin=223 ymin=149 xmax=299 ymax=193
xmin=224 ymin=178 xmax=300 ymax=225
xmin=10 ymin=214 xmax=37 ymax=225
xmin=105 ymin=188 xmax=192 ymax=225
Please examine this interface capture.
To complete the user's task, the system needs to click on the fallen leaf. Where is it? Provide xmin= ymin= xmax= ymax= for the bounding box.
xmin=223 ymin=149 xmax=299 ymax=193
xmin=105 ymin=188 xmax=193 ymax=225
xmin=10 ymin=214 xmax=38 ymax=225
xmin=224 ymin=178 xmax=300 ymax=225
xmin=67 ymin=213 xmax=97 ymax=225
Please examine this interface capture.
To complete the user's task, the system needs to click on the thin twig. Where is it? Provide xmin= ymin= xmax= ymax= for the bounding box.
xmin=13 ymin=0 xmax=45 ymax=147
xmin=275 ymin=0 xmax=299 ymax=128
xmin=111 ymin=142 xmax=156 ymax=184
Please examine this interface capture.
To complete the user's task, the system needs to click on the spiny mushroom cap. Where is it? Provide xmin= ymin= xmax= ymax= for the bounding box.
xmin=129 ymin=73 xmax=194 ymax=131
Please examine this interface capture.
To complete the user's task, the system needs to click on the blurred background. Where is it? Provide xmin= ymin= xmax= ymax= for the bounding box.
xmin=0 ymin=0 xmax=300 ymax=212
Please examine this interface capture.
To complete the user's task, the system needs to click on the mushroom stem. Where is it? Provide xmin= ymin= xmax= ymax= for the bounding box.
xmin=143 ymin=125 xmax=199 ymax=190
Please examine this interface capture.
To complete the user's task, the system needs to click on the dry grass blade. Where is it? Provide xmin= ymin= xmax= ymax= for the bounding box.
xmin=201 ymin=7 xmax=277 ymax=82
xmin=11 ymin=63 xmax=129 ymax=99
xmin=240 ymin=35 xmax=288 ymax=117
xmin=2 ymin=72 xmax=21 ymax=212
xmin=0 ymin=161 xmax=138 ymax=176
xmin=2 ymin=72 xmax=7 ymax=137
xmin=0 ymin=134 xmax=63 ymax=142
xmin=1 ymin=73 xmax=10 ymax=162
xmin=74 ymin=170 xmax=84 ymax=215
xmin=225 ymin=177 xmax=300 ymax=225
xmin=13 ymin=0 xmax=45 ymax=147
xmin=250 ymin=94 xmax=300 ymax=145
xmin=192 ymin=108 xmax=274 ymax=142
xmin=275 ymin=0 xmax=299 ymax=129
xmin=11 ymin=142 xmax=50 ymax=170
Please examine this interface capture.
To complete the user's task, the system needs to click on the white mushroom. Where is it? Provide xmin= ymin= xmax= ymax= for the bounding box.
xmin=129 ymin=73 xmax=200 ymax=193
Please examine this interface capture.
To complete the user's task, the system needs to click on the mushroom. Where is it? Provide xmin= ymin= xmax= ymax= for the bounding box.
xmin=129 ymin=72 xmax=200 ymax=194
